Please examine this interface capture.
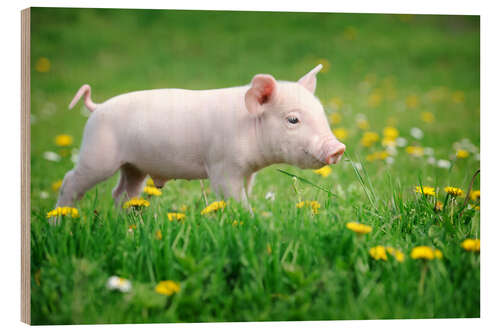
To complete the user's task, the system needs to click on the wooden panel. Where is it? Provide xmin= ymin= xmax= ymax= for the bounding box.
xmin=21 ymin=7 xmax=31 ymax=325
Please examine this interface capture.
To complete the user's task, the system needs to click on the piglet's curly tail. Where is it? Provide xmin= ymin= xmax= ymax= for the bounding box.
xmin=68 ymin=84 xmax=98 ymax=112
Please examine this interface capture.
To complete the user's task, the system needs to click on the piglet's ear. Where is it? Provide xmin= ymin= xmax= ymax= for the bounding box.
xmin=245 ymin=74 xmax=277 ymax=115
xmin=298 ymin=64 xmax=323 ymax=94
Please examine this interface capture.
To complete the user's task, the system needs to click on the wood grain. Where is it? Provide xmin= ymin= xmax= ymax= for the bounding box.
xmin=21 ymin=7 xmax=31 ymax=325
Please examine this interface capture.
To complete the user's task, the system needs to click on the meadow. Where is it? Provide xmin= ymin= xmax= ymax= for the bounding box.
xmin=29 ymin=8 xmax=480 ymax=324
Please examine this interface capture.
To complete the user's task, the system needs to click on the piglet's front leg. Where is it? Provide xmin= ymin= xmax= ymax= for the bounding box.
xmin=209 ymin=170 xmax=253 ymax=213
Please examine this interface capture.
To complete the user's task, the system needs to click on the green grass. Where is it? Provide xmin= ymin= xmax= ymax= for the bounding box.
xmin=29 ymin=8 xmax=480 ymax=324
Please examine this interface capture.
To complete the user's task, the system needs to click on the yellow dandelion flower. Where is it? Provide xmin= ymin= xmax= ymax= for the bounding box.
xmin=386 ymin=247 xmax=405 ymax=262
xmin=469 ymin=190 xmax=480 ymax=201
xmin=366 ymin=151 xmax=389 ymax=162
xmin=386 ymin=116 xmax=398 ymax=126
xmin=261 ymin=211 xmax=272 ymax=218
xmin=382 ymin=137 xmax=396 ymax=148
xmin=383 ymin=126 xmax=399 ymax=140
xmin=361 ymin=131 xmax=379 ymax=147
xmin=410 ymin=246 xmax=442 ymax=260
xmin=434 ymin=201 xmax=443 ymax=212
xmin=317 ymin=58 xmax=331 ymax=73
xmin=414 ymin=186 xmax=436 ymax=197
xmin=369 ymin=246 xmax=388 ymax=261
xmin=143 ymin=185 xmax=162 ymax=196
xmin=232 ymin=220 xmax=244 ymax=227
xmin=51 ymin=180 xmax=62 ymax=192
xmin=368 ymin=92 xmax=383 ymax=108
xmin=47 ymin=206 xmax=79 ymax=219
xmin=55 ymin=134 xmax=73 ymax=147
xmin=313 ymin=165 xmax=332 ymax=178
xmin=445 ymin=186 xmax=464 ymax=197
xmin=329 ymin=98 xmax=343 ymax=112
xmin=426 ymin=86 xmax=448 ymax=102
xmin=35 ymin=57 xmax=51 ymax=73
xmin=123 ymin=197 xmax=150 ymax=209
xmin=421 ymin=112 xmax=435 ymax=123
xmin=346 ymin=222 xmax=372 ymax=234
xmin=461 ymin=239 xmax=480 ymax=252
xmin=155 ymin=229 xmax=162 ymax=240
xmin=296 ymin=200 xmax=321 ymax=214
xmin=434 ymin=249 xmax=443 ymax=259
xmin=456 ymin=149 xmax=469 ymax=159
xmin=405 ymin=95 xmax=419 ymax=109
xmin=357 ymin=118 xmax=370 ymax=130
xmin=329 ymin=112 xmax=342 ymax=124
xmin=167 ymin=212 xmax=186 ymax=222
xmin=451 ymin=91 xmax=465 ymax=104
xmin=155 ymin=280 xmax=180 ymax=296
xmin=406 ymin=146 xmax=424 ymax=157
xmin=333 ymin=128 xmax=348 ymax=140
xmin=201 ymin=200 xmax=226 ymax=215
xmin=395 ymin=251 xmax=405 ymax=262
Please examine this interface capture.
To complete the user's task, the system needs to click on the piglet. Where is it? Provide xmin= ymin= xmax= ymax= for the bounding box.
xmin=57 ymin=65 xmax=345 ymax=209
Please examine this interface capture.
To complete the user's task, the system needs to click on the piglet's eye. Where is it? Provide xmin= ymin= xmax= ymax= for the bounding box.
xmin=287 ymin=117 xmax=299 ymax=124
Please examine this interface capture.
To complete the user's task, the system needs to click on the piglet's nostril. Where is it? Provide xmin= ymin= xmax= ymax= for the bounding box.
xmin=326 ymin=144 xmax=346 ymax=164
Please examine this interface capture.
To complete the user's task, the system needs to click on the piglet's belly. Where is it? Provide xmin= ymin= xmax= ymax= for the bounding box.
xmin=127 ymin=154 xmax=209 ymax=180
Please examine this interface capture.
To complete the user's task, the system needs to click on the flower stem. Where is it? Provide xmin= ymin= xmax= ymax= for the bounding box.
xmin=450 ymin=198 xmax=455 ymax=224
xmin=199 ymin=180 xmax=209 ymax=206
xmin=418 ymin=262 xmax=428 ymax=296
xmin=292 ymin=177 xmax=302 ymax=202
xmin=442 ymin=193 xmax=450 ymax=211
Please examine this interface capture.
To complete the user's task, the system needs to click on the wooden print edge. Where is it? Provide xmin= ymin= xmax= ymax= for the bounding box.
xmin=21 ymin=7 xmax=31 ymax=325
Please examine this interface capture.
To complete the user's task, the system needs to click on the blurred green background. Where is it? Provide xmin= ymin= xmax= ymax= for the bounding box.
xmin=30 ymin=8 xmax=480 ymax=192
xmin=29 ymin=8 xmax=479 ymax=324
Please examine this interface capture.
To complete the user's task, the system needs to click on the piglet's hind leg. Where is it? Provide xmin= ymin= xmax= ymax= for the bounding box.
xmin=122 ymin=164 xmax=147 ymax=201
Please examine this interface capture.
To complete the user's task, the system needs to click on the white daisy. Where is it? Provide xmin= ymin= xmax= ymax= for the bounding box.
xmin=265 ymin=191 xmax=275 ymax=201
xmin=386 ymin=146 xmax=398 ymax=156
xmin=43 ymin=151 xmax=61 ymax=162
xmin=424 ymin=147 xmax=434 ymax=156
xmin=396 ymin=137 xmax=408 ymax=147
xmin=410 ymin=127 xmax=424 ymax=140
xmin=106 ymin=276 xmax=132 ymax=293
xmin=437 ymin=159 xmax=451 ymax=169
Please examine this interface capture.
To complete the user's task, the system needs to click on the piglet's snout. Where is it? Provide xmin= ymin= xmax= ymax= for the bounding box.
xmin=322 ymin=139 xmax=346 ymax=165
